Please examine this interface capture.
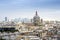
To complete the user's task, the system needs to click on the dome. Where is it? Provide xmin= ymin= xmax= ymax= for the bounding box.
xmin=33 ymin=11 xmax=40 ymax=20
xmin=33 ymin=11 xmax=40 ymax=26
xmin=33 ymin=15 xmax=40 ymax=20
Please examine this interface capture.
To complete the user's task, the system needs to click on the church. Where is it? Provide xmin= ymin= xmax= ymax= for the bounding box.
xmin=33 ymin=11 xmax=43 ymax=26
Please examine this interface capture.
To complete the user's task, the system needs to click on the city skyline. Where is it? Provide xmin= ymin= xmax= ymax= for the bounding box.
xmin=0 ymin=0 xmax=60 ymax=21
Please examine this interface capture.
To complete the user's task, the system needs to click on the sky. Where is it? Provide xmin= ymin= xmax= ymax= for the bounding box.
xmin=0 ymin=0 xmax=60 ymax=21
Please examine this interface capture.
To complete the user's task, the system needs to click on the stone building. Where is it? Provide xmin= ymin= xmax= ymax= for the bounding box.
xmin=33 ymin=11 xmax=43 ymax=26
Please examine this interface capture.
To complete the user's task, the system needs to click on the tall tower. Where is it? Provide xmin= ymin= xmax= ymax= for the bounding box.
xmin=33 ymin=11 xmax=40 ymax=26
xmin=5 ymin=17 xmax=8 ymax=21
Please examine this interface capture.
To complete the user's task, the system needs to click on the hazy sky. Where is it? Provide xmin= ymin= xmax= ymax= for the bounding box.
xmin=0 ymin=0 xmax=60 ymax=21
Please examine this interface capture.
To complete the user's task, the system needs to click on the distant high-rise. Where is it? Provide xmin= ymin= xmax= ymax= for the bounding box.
xmin=33 ymin=11 xmax=40 ymax=26
xmin=5 ymin=17 xmax=8 ymax=21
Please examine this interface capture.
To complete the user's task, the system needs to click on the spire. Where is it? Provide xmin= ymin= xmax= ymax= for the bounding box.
xmin=36 ymin=11 xmax=38 ymax=16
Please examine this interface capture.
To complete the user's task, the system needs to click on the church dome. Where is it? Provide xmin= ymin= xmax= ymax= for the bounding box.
xmin=33 ymin=11 xmax=40 ymax=20
xmin=33 ymin=11 xmax=40 ymax=26
xmin=33 ymin=15 xmax=40 ymax=20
